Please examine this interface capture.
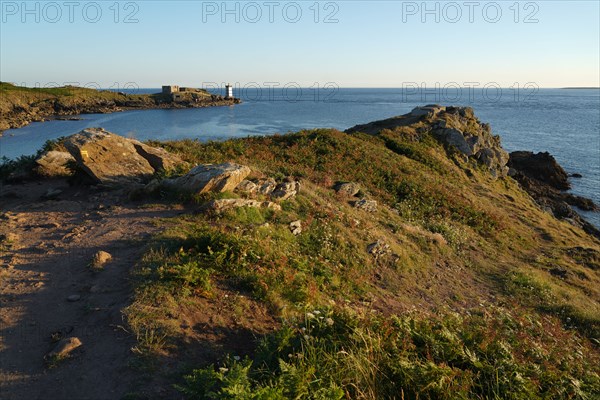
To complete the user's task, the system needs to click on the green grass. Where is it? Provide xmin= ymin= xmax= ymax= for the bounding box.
xmin=176 ymin=307 xmax=600 ymax=399
xmin=113 ymin=111 xmax=600 ymax=397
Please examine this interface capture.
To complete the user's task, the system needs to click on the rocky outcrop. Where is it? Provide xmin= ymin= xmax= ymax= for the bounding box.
xmin=62 ymin=128 xmax=186 ymax=185
xmin=508 ymin=151 xmax=570 ymax=190
xmin=164 ymin=163 xmax=251 ymax=194
xmin=507 ymin=151 xmax=599 ymax=237
xmin=429 ymin=107 xmax=509 ymax=177
xmin=35 ymin=150 xmax=75 ymax=177
xmin=346 ymin=105 xmax=510 ymax=177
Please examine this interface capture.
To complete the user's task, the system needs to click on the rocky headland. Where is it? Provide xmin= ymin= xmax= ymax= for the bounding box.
xmin=0 ymin=82 xmax=240 ymax=133
xmin=1 ymin=106 xmax=599 ymax=399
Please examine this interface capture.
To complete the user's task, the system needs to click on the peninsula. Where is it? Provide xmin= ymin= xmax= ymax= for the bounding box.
xmin=1 ymin=106 xmax=599 ymax=399
xmin=0 ymin=82 xmax=240 ymax=133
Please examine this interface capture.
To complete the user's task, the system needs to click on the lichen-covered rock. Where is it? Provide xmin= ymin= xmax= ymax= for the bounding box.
xmin=62 ymin=128 xmax=187 ymax=185
xmin=165 ymin=163 xmax=251 ymax=194
xmin=63 ymin=128 xmax=155 ymax=185
xmin=35 ymin=151 xmax=75 ymax=177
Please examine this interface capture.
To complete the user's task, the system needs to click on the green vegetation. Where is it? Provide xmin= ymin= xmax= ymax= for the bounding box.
xmin=45 ymin=114 xmax=597 ymax=398
xmin=177 ymin=307 xmax=599 ymax=399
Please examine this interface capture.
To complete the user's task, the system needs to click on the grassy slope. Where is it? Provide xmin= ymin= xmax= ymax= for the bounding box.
xmin=120 ymin=121 xmax=599 ymax=398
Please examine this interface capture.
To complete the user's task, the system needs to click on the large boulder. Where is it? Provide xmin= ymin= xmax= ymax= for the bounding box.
xmin=64 ymin=128 xmax=155 ymax=185
xmin=35 ymin=150 xmax=75 ymax=177
xmin=164 ymin=162 xmax=251 ymax=194
xmin=62 ymin=128 xmax=187 ymax=185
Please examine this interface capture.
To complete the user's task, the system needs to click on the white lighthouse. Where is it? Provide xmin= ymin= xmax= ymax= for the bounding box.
xmin=225 ymin=83 xmax=233 ymax=99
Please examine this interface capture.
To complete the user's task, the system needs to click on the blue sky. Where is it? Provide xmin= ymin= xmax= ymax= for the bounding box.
xmin=1 ymin=1 xmax=599 ymax=88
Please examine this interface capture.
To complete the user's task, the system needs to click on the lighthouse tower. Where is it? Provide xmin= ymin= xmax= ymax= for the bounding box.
xmin=225 ymin=83 xmax=233 ymax=99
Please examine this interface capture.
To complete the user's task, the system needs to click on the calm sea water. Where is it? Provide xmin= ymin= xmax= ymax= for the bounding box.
xmin=1 ymin=88 xmax=598 ymax=226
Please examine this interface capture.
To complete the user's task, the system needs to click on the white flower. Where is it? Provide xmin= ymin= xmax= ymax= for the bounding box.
xmin=313 ymin=310 xmax=321 ymax=315
xmin=233 ymin=356 xmax=241 ymax=361
xmin=306 ymin=312 xmax=315 ymax=319
xmin=325 ymin=318 xmax=334 ymax=326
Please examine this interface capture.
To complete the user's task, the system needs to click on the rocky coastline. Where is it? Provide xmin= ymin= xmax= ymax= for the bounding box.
xmin=0 ymin=83 xmax=240 ymax=133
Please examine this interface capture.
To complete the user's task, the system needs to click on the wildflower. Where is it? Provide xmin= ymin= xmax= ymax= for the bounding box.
xmin=219 ymin=367 xmax=229 ymax=373
xmin=313 ymin=310 xmax=321 ymax=315
xmin=233 ymin=355 xmax=241 ymax=361
xmin=306 ymin=312 xmax=315 ymax=319
xmin=325 ymin=318 xmax=334 ymax=326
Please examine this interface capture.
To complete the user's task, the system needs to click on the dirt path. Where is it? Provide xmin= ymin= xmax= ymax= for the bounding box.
xmin=0 ymin=179 xmax=183 ymax=400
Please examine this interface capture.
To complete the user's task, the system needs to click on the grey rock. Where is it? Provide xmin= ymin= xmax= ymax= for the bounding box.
xmin=164 ymin=162 xmax=251 ymax=194
xmin=334 ymin=182 xmax=360 ymax=197
xmin=271 ymin=181 xmax=300 ymax=201
xmin=256 ymin=178 xmax=277 ymax=195
xmin=67 ymin=295 xmax=81 ymax=302
xmin=235 ymin=180 xmax=258 ymax=194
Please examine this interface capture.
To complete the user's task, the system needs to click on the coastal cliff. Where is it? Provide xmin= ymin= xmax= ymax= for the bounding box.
xmin=1 ymin=107 xmax=599 ymax=399
xmin=0 ymin=82 xmax=240 ymax=132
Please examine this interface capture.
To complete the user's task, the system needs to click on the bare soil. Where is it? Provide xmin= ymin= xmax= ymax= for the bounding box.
xmin=0 ymin=179 xmax=184 ymax=400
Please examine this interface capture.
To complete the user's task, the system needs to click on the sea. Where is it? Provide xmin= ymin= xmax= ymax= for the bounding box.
xmin=1 ymin=88 xmax=598 ymax=227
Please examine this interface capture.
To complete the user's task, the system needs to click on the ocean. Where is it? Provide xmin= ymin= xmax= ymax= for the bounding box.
xmin=1 ymin=88 xmax=598 ymax=226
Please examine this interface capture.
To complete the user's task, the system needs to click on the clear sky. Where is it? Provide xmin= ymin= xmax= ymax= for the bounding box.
xmin=1 ymin=1 xmax=599 ymax=88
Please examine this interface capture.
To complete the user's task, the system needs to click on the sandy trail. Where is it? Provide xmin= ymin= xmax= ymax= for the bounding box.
xmin=0 ymin=180 xmax=182 ymax=400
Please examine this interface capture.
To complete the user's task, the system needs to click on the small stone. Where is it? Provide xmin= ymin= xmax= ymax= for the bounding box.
xmin=42 ymin=188 xmax=63 ymax=199
xmin=289 ymin=220 xmax=302 ymax=236
xmin=67 ymin=295 xmax=81 ymax=302
xmin=271 ymin=180 xmax=300 ymax=201
xmin=90 ymin=251 xmax=112 ymax=270
xmin=46 ymin=337 xmax=82 ymax=359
